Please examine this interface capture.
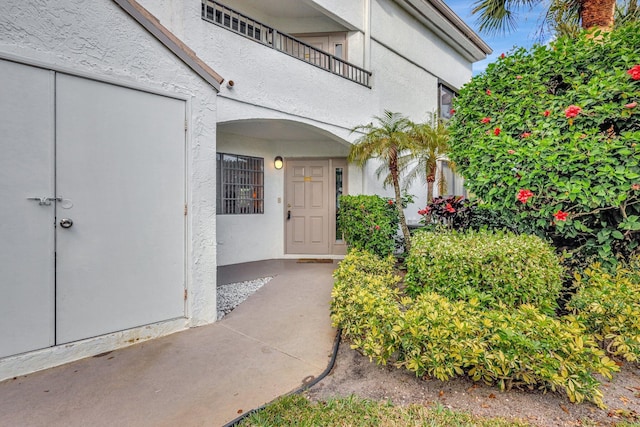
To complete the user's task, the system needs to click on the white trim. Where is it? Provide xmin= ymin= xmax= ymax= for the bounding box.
xmin=112 ymin=0 xmax=222 ymax=90
xmin=0 ymin=319 xmax=188 ymax=382
xmin=0 ymin=52 xmax=192 ymax=103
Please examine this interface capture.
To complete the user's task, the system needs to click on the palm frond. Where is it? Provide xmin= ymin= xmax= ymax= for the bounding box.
xmin=472 ymin=0 xmax=541 ymax=35
xmin=348 ymin=110 xmax=414 ymax=188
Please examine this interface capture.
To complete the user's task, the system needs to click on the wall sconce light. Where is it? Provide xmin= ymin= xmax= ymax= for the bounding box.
xmin=274 ymin=156 xmax=283 ymax=170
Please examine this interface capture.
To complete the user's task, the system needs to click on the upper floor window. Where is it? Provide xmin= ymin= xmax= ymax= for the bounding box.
xmin=439 ymin=84 xmax=456 ymax=120
xmin=217 ymin=153 xmax=264 ymax=214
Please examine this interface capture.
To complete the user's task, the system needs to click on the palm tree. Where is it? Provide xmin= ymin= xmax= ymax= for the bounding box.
xmin=543 ymin=0 xmax=638 ymax=37
xmin=400 ymin=112 xmax=451 ymax=205
xmin=472 ymin=0 xmax=618 ymax=35
xmin=348 ymin=111 xmax=413 ymax=253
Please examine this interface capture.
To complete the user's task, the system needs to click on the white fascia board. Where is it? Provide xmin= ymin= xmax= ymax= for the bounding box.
xmin=395 ymin=0 xmax=492 ymax=62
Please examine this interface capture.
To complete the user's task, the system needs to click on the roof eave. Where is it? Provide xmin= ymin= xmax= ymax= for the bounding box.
xmin=112 ymin=0 xmax=223 ymax=91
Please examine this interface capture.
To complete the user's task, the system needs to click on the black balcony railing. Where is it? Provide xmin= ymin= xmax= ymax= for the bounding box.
xmin=201 ymin=0 xmax=372 ymax=87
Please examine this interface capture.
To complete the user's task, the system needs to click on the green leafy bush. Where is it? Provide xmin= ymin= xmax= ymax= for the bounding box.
xmin=567 ymin=256 xmax=640 ymax=362
xmin=405 ymin=230 xmax=563 ymax=314
xmin=397 ymin=295 xmax=616 ymax=407
xmin=467 ymin=204 xmax=535 ymax=234
xmin=448 ymin=22 xmax=640 ymax=268
xmin=338 ymin=195 xmax=399 ymax=257
xmin=331 ymin=250 xmax=402 ymax=364
xmin=331 ymin=251 xmax=619 ymax=407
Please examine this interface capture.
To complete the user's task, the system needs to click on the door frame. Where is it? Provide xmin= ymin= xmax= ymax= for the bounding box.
xmin=283 ymin=157 xmax=347 ymax=256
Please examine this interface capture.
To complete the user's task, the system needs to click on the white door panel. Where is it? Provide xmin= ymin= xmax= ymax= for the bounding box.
xmin=55 ymin=75 xmax=186 ymax=343
xmin=0 ymin=60 xmax=55 ymax=357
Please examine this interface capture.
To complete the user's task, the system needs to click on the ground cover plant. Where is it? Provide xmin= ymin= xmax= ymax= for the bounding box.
xmin=448 ymin=22 xmax=640 ymax=269
xmin=238 ymin=394 xmax=531 ymax=426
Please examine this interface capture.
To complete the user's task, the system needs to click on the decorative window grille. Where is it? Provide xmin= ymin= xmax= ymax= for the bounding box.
xmin=216 ymin=153 xmax=264 ymax=214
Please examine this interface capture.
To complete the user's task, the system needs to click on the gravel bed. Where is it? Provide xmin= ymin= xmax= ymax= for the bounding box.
xmin=217 ymin=277 xmax=272 ymax=320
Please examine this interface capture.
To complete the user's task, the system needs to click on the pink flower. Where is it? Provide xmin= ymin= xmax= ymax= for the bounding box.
xmin=516 ymin=75 xmax=523 ymax=80
xmin=632 ymin=184 xmax=640 ymax=191
xmin=508 ymin=149 xmax=516 ymax=155
xmin=553 ymin=210 xmax=568 ymax=221
xmin=521 ymin=132 xmax=531 ymax=138
xmin=625 ymin=102 xmax=637 ymax=109
xmin=450 ymin=109 xmax=456 ymax=115
xmin=418 ymin=207 xmax=431 ymax=216
xmin=374 ymin=225 xmax=380 ymax=230
xmin=627 ymin=65 xmax=640 ymax=80
xmin=543 ymin=110 xmax=551 ymax=117
xmin=565 ymin=105 xmax=582 ymax=118
xmin=481 ymin=117 xmax=492 ymax=123
xmin=445 ymin=203 xmax=456 ymax=213
xmin=486 ymin=89 xmax=492 ymax=95
xmin=494 ymin=128 xmax=501 ymax=136
xmin=517 ymin=189 xmax=534 ymax=204
xmin=388 ymin=199 xmax=394 ymax=205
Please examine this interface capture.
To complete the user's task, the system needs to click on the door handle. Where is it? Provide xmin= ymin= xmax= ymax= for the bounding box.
xmin=287 ymin=210 xmax=291 ymax=220
xmin=59 ymin=218 xmax=73 ymax=229
xmin=27 ymin=196 xmax=62 ymax=206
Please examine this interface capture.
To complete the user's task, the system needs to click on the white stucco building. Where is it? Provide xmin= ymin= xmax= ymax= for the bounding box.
xmin=0 ymin=0 xmax=489 ymax=379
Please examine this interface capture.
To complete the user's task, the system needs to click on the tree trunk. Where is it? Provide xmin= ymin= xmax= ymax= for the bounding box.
xmin=390 ymin=153 xmax=411 ymax=254
xmin=581 ymin=0 xmax=616 ymax=30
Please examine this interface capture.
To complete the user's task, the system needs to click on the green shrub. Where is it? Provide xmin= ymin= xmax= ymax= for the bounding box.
xmin=331 ymin=251 xmax=619 ymax=407
xmin=405 ymin=230 xmax=564 ymax=315
xmin=331 ymin=250 xmax=402 ymax=364
xmin=567 ymin=256 xmax=640 ymax=362
xmin=397 ymin=295 xmax=616 ymax=407
xmin=467 ymin=204 xmax=534 ymax=234
xmin=338 ymin=195 xmax=399 ymax=257
xmin=448 ymin=22 xmax=640 ymax=268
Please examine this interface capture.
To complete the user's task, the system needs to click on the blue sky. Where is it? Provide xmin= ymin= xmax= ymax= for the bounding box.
xmin=445 ymin=1 xmax=551 ymax=75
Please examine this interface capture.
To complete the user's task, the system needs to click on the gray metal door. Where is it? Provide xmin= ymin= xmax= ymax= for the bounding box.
xmin=0 ymin=60 xmax=55 ymax=358
xmin=55 ymin=74 xmax=186 ymax=344
xmin=0 ymin=61 xmax=187 ymax=357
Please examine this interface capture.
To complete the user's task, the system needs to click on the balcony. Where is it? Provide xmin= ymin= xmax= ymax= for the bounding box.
xmin=201 ymin=0 xmax=372 ymax=87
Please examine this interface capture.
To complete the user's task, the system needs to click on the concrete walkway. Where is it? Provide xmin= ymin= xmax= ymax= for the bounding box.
xmin=0 ymin=260 xmax=338 ymax=427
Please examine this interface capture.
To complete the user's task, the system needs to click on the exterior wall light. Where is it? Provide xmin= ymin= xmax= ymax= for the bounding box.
xmin=274 ymin=156 xmax=283 ymax=170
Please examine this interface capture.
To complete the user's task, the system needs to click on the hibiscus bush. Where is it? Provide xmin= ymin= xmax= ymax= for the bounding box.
xmin=449 ymin=22 xmax=640 ymax=268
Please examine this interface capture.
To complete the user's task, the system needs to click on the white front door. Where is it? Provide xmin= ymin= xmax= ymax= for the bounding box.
xmin=285 ymin=160 xmax=329 ymax=254
xmin=0 ymin=60 xmax=186 ymax=357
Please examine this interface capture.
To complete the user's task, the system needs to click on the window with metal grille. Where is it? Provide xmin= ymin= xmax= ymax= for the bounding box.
xmin=216 ymin=153 xmax=264 ymax=214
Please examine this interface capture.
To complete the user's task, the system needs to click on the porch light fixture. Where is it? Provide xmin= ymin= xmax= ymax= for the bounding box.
xmin=274 ymin=156 xmax=283 ymax=170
